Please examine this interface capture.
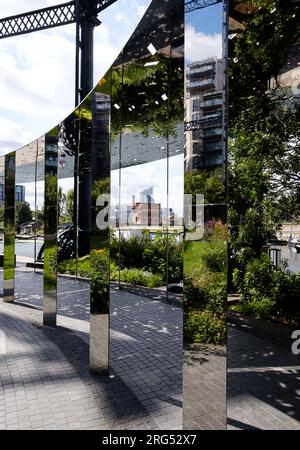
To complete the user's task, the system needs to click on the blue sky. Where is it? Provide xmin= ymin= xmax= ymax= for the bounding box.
xmin=0 ymin=1 xmax=223 ymax=214
xmin=0 ymin=0 xmax=150 ymax=155
xmin=0 ymin=0 xmax=223 ymax=155
xmin=186 ymin=3 xmax=223 ymax=35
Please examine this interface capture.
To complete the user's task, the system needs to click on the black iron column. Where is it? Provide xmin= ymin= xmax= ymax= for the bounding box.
xmin=76 ymin=0 xmax=100 ymax=257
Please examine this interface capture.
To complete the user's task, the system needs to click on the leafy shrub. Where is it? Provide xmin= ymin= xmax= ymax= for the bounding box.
xmin=233 ymin=298 xmax=276 ymax=320
xmin=117 ymin=268 xmax=163 ymax=288
xmin=233 ymin=253 xmax=300 ymax=325
xmin=183 ymin=225 xmax=227 ymax=345
xmin=110 ymin=230 xmax=183 ymax=282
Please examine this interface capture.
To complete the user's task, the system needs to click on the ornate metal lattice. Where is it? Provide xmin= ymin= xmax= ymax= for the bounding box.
xmin=0 ymin=1 xmax=118 ymax=39
xmin=0 ymin=2 xmax=75 ymax=39
xmin=185 ymin=0 xmax=222 ymax=14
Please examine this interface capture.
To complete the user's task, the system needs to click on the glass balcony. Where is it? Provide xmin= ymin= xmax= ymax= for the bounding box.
xmin=203 ymin=142 xmax=223 ymax=152
xmin=188 ymin=64 xmax=215 ymax=76
xmin=203 ymin=128 xmax=223 ymax=138
xmin=188 ymin=78 xmax=215 ymax=91
xmin=200 ymin=98 xmax=222 ymax=109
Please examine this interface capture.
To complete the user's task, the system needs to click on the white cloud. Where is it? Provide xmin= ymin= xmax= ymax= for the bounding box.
xmin=0 ymin=0 xmax=150 ymax=155
xmin=185 ymin=24 xmax=222 ymax=63
xmin=111 ymin=155 xmax=184 ymax=217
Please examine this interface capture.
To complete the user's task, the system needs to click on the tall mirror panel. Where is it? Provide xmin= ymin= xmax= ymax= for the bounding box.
xmin=14 ymin=140 xmax=44 ymax=308
xmin=89 ymin=76 xmax=111 ymax=373
xmin=3 ymin=151 xmax=16 ymax=302
xmin=0 ymin=156 xmax=5 ymax=297
xmin=228 ymin=0 xmax=300 ymax=430
xmin=183 ymin=1 xmax=227 ymax=430
xmin=57 ymin=112 xmax=85 ymax=321
xmin=43 ymin=127 xmax=58 ymax=326
xmin=110 ymin=0 xmax=184 ymax=429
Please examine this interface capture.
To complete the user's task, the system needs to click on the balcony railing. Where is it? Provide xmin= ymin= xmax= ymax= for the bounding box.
xmin=188 ymin=78 xmax=215 ymax=90
xmin=188 ymin=64 xmax=215 ymax=76
xmin=200 ymin=98 xmax=222 ymax=108
xmin=203 ymin=142 xmax=223 ymax=152
xmin=203 ymin=128 xmax=223 ymax=138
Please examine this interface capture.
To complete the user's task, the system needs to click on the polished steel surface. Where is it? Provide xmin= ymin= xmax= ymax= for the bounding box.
xmin=89 ymin=80 xmax=111 ymax=374
xmin=43 ymin=129 xmax=58 ymax=326
xmin=183 ymin=0 xmax=227 ymax=429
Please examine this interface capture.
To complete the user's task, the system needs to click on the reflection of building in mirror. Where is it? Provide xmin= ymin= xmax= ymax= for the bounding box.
xmin=185 ymin=57 xmax=223 ymax=170
xmin=0 ymin=184 xmax=25 ymax=204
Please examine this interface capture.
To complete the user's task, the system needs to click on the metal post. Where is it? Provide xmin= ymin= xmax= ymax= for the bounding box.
xmin=76 ymin=0 xmax=100 ymax=257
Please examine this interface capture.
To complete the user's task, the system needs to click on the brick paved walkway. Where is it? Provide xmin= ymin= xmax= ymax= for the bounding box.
xmin=0 ymin=268 xmax=183 ymax=430
xmin=183 ymin=344 xmax=226 ymax=430
xmin=2 ymin=268 xmax=300 ymax=430
xmin=228 ymin=322 xmax=300 ymax=430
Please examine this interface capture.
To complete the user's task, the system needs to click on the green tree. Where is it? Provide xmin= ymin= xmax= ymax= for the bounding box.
xmin=229 ymin=1 xmax=300 ymax=264
xmin=66 ymin=189 xmax=74 ymax=220
xmin=58 ymin=186 xmax=66 ymax=218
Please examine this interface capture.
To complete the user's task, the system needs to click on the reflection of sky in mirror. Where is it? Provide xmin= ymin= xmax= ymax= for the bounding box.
xmin=18 ymin=180 xmax=44 ymax=210
xmin=111 ymin=155 xmax=184 ymax=218
xmin=185 ymin=3 xmax=222 ymax=63
xmin=0 ymin=0 xmax=151 ymax=155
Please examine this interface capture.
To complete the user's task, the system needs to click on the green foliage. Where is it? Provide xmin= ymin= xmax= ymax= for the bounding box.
xmin=110 ymin=231 xmax=183 ymax=283
xmin=184 ymin=311 xmax=226 ymax=344
xmin=110 ymin=56 xmax=183 ymax=140
xmin=66 ymin=189 xmax=74 ymax=220
xmin=229 ymin=0 xmax=300 ymax=119
xmin=184 ymin=167 xmax=225 ymax=204
xmin=232 ymin=299 xmax=276 ymax=320
xmin=57 ymin=249 xmax=164 ymax=289
xmin=184 ymin=225 xmax=227 ymax=344
xmin=117 ymin=268 xmax=163 ymax=288
xmin=229 ymin=2 xmax=300 ymax=279
xmin=89 ymin=250 xmax=110 ymax=312
xmin=233 ymin=253 xmax=300 ymax=325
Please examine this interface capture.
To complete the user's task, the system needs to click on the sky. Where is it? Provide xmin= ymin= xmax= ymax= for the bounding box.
xmin=0 ymin=0 xmax=150 ymax=154
xmin=1 ymin=1 xmax=223 ymax=214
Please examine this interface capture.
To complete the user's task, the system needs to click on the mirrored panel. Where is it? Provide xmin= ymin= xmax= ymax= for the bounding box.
xmin=110 ymin=0 xmax=184 ymax=429
xmin=89 ymin=78 xmax=111 ymax=373
xmin=228 ymin=0 xmax=300 ymax=430
xmin=3 ymin=151 xmax=15 ymax=302
xmin=0 ymin=155 xmax=5 ymax=297
xmin=56 ymin=111 xmax=85 ymax=322
xmin=14 ymin=139 xmax=44 ymax=308
xmin=183 ymin=1 xmax=227 ymax=430
xmin=43 ymin=127 xmax=58 ymax=326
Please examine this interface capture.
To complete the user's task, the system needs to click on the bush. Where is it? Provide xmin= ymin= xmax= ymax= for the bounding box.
xmin=233 ymin=253 xmax=300 ymax=325
xmin=233 ymin=298 xmax=276 ymax=320
xmin=184 ymin=311 xmax=226 ymax=344
xmin=110 ymin=230 xmax=183 ymax=283
xmin=117 ymin=268 xmax=163 ymax=288
xmin=183 ymin=225 xmax=227 ymax=345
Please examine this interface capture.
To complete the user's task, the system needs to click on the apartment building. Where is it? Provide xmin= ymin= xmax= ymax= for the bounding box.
xmin=185 ymin=57 xmax=223 ymax=170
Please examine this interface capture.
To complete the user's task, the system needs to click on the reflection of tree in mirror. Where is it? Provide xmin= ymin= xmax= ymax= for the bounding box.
xmin=16 ymin=202 xmax=32 ymax=233
xmin=229 ymin=0 xmax=300 ymax=119
xmin=66 ymin=189 xmax=74 ymax=220
xmin=185 ymin=168 xmax=225 ymax=204
xmin=112 ymin=56 xmax=183 ymax=139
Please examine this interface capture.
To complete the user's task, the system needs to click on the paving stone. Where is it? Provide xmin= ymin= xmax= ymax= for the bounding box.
xmin=0 ymin=269 xmax=182 ymax=430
